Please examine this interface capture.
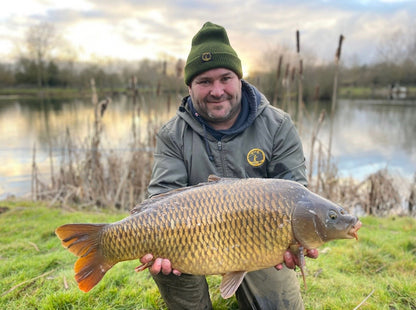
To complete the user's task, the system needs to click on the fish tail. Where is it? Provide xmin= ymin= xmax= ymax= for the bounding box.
xmin=55 ymin=223 xmax=114 ymax=292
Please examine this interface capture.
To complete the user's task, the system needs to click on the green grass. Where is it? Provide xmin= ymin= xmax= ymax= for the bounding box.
xmin=0 ymin=201 xmax=415 ymax=309
xmin=0 ymin=87 xmax=126 ymax=99
xmin=339 ymin=86 xmax=378 ymax=99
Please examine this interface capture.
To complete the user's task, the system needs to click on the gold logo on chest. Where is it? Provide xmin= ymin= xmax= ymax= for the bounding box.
xmin=247 ymin=148 xmax=265 ymax=167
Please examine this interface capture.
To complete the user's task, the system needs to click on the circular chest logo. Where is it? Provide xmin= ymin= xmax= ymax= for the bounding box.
xmin=201 ymin=52 xmax=212 ymax=62
xmin=247 ymin=148 xmax=266 ymax=167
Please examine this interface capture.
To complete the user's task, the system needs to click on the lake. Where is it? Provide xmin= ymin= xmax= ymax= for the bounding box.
xmin=0 ymin=93 xmax=415 ymax=199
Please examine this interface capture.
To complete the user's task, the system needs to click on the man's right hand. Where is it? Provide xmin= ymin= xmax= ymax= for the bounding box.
xmin=139 ymin=254 xmax=182 ymax=276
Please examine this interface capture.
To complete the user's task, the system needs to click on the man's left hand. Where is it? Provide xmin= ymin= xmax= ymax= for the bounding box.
xmin=275 ymin=249 xmax=319 ymax=270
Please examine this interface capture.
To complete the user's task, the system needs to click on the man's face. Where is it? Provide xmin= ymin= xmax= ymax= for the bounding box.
xmin=188 ymin=68 xmax=242 ymax=130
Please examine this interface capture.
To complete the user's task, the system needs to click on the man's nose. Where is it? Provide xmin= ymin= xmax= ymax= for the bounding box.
xmin=209 ymin=80 xmax=225 ymax=97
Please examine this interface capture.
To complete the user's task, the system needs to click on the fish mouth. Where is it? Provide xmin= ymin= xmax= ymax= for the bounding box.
xmin=348 ymin=220 xmax=362 ymax=240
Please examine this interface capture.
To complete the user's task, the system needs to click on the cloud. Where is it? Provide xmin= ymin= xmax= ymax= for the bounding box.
xmin=0 ymin=0 xmax=415 ymax=65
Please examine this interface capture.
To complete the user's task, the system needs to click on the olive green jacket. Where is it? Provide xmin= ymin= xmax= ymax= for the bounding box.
xmin=148 ymin=80 xmax=307 ymax=197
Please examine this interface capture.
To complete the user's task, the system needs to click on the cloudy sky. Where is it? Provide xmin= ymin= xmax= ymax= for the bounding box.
xmin=1 ymin=0 xmax=415 ymax=74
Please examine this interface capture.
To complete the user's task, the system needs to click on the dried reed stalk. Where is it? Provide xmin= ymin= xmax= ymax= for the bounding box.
xmin=308 ymin=110 xmax=326 ymax=186
xmin=131 ymin=76 xmax=138 ymax=143
xmin=408 ymin=174 xmax=416 ymax=215
xmin=296 ymin=30 xmax=304 ymax=135
xmin=282 ymin=63 xmax=292 ymax=112
xmin=364 ymin=169 xmax=400 ymax=216
xmin=48 ymin=137 xmax=55 ymax=188
xmin=272 ymin=55 xmax=283 ymax=106
xmin=327 ymin=35 xmax=344 ymax=170
xmin=31 ymin=143 xmax=38 ymax=201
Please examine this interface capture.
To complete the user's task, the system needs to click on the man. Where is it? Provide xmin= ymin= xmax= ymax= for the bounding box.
xmin=140 ymin=21 xmax=317 ymax=309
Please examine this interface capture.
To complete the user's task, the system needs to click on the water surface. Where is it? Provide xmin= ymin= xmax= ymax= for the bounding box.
xmin=0 ymin=95 xmax=415 ymax=199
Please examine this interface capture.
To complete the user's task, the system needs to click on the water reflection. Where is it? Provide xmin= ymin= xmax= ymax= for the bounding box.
xmin=0 ymin=95 xmax=415 ymax=199
xmin=325 ymin=100 xmax=415 ymax=179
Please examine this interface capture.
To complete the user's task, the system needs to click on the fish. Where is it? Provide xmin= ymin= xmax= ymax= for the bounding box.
xmin=55 ymin=175 xmax=362 ymax=298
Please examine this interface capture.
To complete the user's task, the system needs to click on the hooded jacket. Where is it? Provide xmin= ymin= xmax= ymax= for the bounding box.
xmin=148 ymin=80 xmax=307 ymax=197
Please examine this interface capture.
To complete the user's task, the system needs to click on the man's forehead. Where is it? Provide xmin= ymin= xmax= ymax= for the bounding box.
xmin=195 ymin=68 xmax=236 ymax=79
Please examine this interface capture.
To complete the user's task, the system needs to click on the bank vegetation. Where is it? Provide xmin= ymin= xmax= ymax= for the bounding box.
xmin=1 ymin=23 xmax=415 ymax=217
xmin=20 ymin=31 xmax=414 ymax=219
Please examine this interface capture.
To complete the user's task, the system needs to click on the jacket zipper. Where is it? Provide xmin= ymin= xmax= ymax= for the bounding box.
xmin=217 ymin=141 xmax=227 ymax=176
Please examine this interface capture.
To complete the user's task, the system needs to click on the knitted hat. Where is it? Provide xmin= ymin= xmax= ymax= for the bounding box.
xmin=184 ymin=22 xmax=243 ymax=85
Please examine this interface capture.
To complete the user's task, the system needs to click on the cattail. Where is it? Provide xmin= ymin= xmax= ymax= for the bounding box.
xmin=272 ymin=55 xmax=283 ymax=106
xmin=296 ymin=30 xmax=300 ymax=53
xmin=314 ymin=85 xmax=320 ymax=102
xmin=296 ymin=29 xmax=304 ymax=134
xmin=175 ymin=59 xmax=184 ymax=78
xmin=335 ymin=35 xmax=345 ymax=64
xmin=277 ymin=55 xmax=283 ymax=80
xmin=327 ymin=34 xmax=345 ymax=171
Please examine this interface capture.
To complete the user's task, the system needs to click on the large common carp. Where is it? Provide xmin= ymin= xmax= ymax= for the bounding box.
xmin=55 ymin=176 xmax=361 ymax=298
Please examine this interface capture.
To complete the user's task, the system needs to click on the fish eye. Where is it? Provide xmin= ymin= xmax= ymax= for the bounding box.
xmin=328 ymin=210 xmax=338 ymax=220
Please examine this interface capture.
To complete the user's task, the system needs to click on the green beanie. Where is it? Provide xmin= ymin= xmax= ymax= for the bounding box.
xmin=184 ymin=22 xmax=243 ymax=85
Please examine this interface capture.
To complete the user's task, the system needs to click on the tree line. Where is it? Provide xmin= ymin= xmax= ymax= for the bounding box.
xmin=0 ymin=57 xmax=180 ymax=90
xmin=1 ymin=22 xmax=415 ymax=101
xmin=2 ymin=56 xmax=415 ymax=100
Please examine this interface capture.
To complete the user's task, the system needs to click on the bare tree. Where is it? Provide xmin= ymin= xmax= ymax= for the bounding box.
xmin=376 ymin=23 xmax=416 ymax=65
xmin=25 ymin=22 xmax=57 ymax=87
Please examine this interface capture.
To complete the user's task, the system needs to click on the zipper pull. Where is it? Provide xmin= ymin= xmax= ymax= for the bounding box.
xmin=217 ymin=141 xmax=222 ymax=151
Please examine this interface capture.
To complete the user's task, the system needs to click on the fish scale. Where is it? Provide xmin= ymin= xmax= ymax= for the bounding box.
xmin=56 ymin=176 xmax=361 ymax=297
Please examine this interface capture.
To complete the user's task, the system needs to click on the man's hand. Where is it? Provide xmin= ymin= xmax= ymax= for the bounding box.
xmin=138 ymin=254 xmax=181 ymax=276
xmin=275 ymin=249 xmax=319 ymax=270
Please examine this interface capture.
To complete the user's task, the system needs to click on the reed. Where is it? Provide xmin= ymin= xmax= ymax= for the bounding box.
xmin=282 ymin=63 xmax=292 ymax=112
xmin=28 ymin=36 xmax=414 ymax=217
xmin=409 ymin=174 xmax=416 ymax=215
xmin=304 ymin=34 xmax=344 ymax=200
xmin=308 ymin=110 xmax=325 ymax=184
xmin=30 ymin=79 xmax=156 ymax=210
xmin=272 ymin=55 xmax=283 ymax=106
xmin=31 ymin=143 xmax=38 ymax=201
xmin=296 ymin=30 xmax=304 ymax=135
xmin=327 ymin=35 xmax=344 ymax=169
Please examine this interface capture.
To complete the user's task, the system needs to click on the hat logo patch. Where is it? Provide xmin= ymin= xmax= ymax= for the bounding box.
xmin=247 ymin=148 xmax=266 ymax=167
xmin=201 ymin=52 xmax=212 ymax=62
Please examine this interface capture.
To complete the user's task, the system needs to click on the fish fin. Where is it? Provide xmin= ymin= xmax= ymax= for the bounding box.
xmin=298 ymin=246 xmax=307 ymax=290
xmin=135 ymin=261 xmax=153 ymax=272
xmin=220 ymin=271 xmax=247 ymax=299
xmin=208 ymin=175 xmax=221 ymax=182
xmin=300 ymin=266 xmax=307 ymax=290
xmin=131 ymin=177 xmax=234 ymax=215
xmin=208 ymin=175 xmax=238 ymax=183
xmin=55 ymin=223 xmax=114 ymax=292
xmin=131 ymin=182 xmax=213 ymax=215
xmin=130 ymin=201 xmax=154 ymax=215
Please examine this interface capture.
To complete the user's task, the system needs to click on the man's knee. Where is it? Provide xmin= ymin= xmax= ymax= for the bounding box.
xmin=152 ymin=273 xmax=212 ymax=310
xmin=236 ymin=267 xmax=304 ymax=310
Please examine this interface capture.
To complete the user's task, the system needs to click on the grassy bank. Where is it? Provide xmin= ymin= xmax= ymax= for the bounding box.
xmin=339 ymin=85 xmax=416 ymax=99
xmin=0 ymin=200 xmax=415 ymax=309
xmin=0 ymin=87 xmax=128 ymax=100
xmin=2 ymin=85 xmax=415 ymax=101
